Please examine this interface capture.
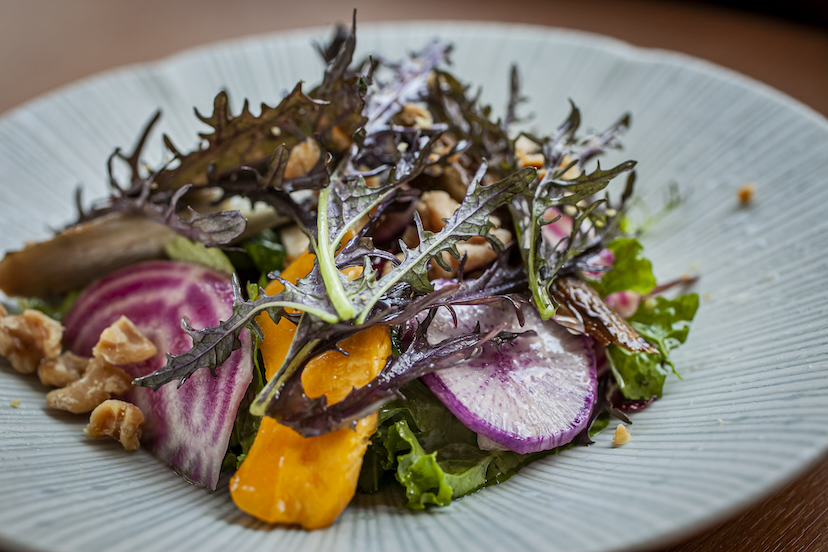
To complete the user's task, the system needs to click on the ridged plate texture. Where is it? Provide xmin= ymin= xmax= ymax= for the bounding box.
xmin=0 ymin=21 xmax=827 ymax=552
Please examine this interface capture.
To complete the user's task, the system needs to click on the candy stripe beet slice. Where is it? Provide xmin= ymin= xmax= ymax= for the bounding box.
xmin=422 ymin=302 xmax=596 ymax=454
xmin=63 ymin=261 xmax=252 ymax=490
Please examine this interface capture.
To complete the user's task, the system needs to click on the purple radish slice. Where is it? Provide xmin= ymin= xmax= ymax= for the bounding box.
xmin=422 ymin=300 xmax=596 ymax=455
xmin=63 ymin=261 xmax=253 ymax=490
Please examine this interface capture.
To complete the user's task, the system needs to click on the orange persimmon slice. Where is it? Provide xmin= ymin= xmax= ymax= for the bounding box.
xmin=230 ymin=253 xmax=391 ymax=530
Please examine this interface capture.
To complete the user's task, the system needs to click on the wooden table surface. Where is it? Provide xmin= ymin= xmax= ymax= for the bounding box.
xmin=2 ymin=1 xmax=827 ymax=551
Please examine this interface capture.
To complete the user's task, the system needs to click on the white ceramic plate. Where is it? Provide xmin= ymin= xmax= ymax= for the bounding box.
xmin=1 ymin=22 xmax=827 ymax=552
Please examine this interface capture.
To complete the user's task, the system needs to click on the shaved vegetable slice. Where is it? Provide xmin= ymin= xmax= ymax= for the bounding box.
xmin=422 ymin=302 xmax=597 ymax=454
xmin=63 ymin=261 xmax=253 ymax=490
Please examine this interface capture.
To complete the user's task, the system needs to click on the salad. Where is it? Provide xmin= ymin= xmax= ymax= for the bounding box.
xmin=0 ymin=17 xmax=698 ymax=530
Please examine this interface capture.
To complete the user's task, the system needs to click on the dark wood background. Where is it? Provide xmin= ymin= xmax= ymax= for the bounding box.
xmin=1 ymin=1 xmax=827 ymax=551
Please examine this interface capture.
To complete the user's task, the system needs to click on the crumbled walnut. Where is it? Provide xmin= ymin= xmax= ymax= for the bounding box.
xmin=612 ymin=424 xmax=631 ymax=446
xmin=395 ymin=102 xmax=434 ymax=130
xmin=401 ymin=225 xmax=420 ymax=249
xmin=559 ymin=155 xmax=582 ymax=180
xmin=284 ymin=138 xmax=321 ymax=179
xmin=439 ymin=164 xmax=470 ymax=202
xmin=281 ymin=225 xmax=311 ymax=263
xmin=381 ymin=253 xmax=405 ymax=277
xmin=418 ymin=191 xmax=460 ymax=232
xmin=92 ymin=316 xmax=156 ymax=365
xmin=0 ymin=309 xmax=62 ymax=374
xmin=330 ymin=126 xmax=352 ymax=151
xmin=429 ymin=227 xmax=514 ymax=279
xmin=737 ymin=183 xmax=756 ymax=205
xmin=45 ymin=358 xmax=132 ymax=414
xmin=517 ymin=150 xmax=545 ymax=169
xmin=84 ymin=399 xmax=144 ymax=451
xmin=38 ymin=351 xmax=90 ymax=387
xmin=515 ymin=135 xmax=541 ymax=155
xmin=424 ymin=134 xmax=459 ymax=178
xmin=414 ymin=192 xmax=513 ymax=279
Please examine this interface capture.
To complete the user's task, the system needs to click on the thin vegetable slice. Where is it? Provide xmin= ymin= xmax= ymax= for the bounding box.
xmin=62 ymin=261 xmax=253 ymax=490
xmin=422 ymin=301 xmax=597 ymax=454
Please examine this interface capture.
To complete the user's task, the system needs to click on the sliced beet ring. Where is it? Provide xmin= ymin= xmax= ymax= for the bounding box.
xmin=63 ymin=260 xmax=253 ymax=490
xmin=422 ymin=301 xmax=597 ymax=454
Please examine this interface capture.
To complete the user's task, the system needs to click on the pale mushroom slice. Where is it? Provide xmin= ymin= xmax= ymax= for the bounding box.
xmin=0 ymin=213 xmax=177 ymax=298
xmin=0 ymin=199 xmax=289 ymax=298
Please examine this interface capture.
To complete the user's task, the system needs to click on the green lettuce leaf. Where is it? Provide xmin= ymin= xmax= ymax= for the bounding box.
xmin=361 ymin=381 xmax=549 ymax=508
xmin=16 ymin=291 xmax=80 ymax=322
xmin=607 ymin=294 xmax=699 ymax=400
xmin=164 ymin=236 xmax=235 ymax=275
xmin=592 ymin=238 xmax=656 ymax=296
xmin=242 ymin=229 xmax=286 ymax=286
xmin=222 ymin=332 xmax=265 ymax=471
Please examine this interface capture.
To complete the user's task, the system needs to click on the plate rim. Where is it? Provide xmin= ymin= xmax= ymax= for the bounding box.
xmin=1 ymin=19 xmax=827 ymax=552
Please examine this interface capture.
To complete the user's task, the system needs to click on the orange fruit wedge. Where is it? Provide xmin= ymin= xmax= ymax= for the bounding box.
xmin=230 ymin=252 xmax=391 ymax=530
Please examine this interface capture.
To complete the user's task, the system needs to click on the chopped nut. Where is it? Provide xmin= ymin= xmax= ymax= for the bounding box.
xmin=558 ymin=155 xmax=582 ymax=180
xmin=401 ymin=225 xmax=420 ymax=249
xmin=429 ymin=227 xmax=513 ymax=279
xmin=418 ymin=191 xmax=460 ymax=232
xmin=330 ymin=126 xmax=352 ymax=151
xmin=284 ymin=138 xmax=321 ymax=179
xmin=395 ymin=102 xmax=434 ymax=130
xmin=0 ymin=309 xmax=62 ymax=374
xmin=737 ymin=183 xmax=756 ymax=205
xmin=381 ymin=253 xmax=405 ymax=277
xmin=84 ymin=399 xmax=144 ymax=451
xmin=38 ymin=351 xmax=90 ymax=387
xmin=612 ymin=424 xmax=631 ymax=446
xmin=281 ymin=225 xmax=311 ymax=263
xmin=440 ymin=164 xmax=471 ymax=202
xmin=45 ymin=358 xmax=132 ymax=414
xmin=10 ymin=398 xmax=21 ymax=408
xmin=515 ymin=135 xmax=541 ymax=156
xmin=92 ymin=316 xmax=156 ymax=365
xmin=517 ymin=150 xmax=545 ymax=169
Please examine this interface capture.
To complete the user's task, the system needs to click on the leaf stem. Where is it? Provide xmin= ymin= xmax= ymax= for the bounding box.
xmin=316 ymin=186 xmax=355 ymax=321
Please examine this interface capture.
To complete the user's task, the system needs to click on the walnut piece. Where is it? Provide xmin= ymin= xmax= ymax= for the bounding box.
xmin=92 ymin=315 xmax=156 ymax=365
xmin=45 ymin=358 xmax=132 ymax=414
xmin=0 ymin=309 xmax=62 ymax=374
xmin=429 ymin=227 xmax=513 ymax=280
xmin=414 ymin=190 xmax=513 ymax=279
xmin=281 ymin=224 xmax=311 ymax=263
xmin=284 ymin=138 xmax=321 ymax=179
xmin=417 ymin=191 xmax=459 ymax=232
xmin=84 ymin=399 xmax=144 ymax=451
xmin=38 ymin=351 xmax=90 ymax=387
xmin=612 ymin=424 xmax=632 ymax=446
xmin=395 ymin=102 xmax=434 ymax=130
xmin=738 ymin=183 xmax=756 ymax=205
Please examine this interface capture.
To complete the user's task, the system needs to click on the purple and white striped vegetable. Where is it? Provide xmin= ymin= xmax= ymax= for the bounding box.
xmin=422 ymin=301 xmax=597 ymax=454
xmin=63 ymin=261 xmax=253 ymax=490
